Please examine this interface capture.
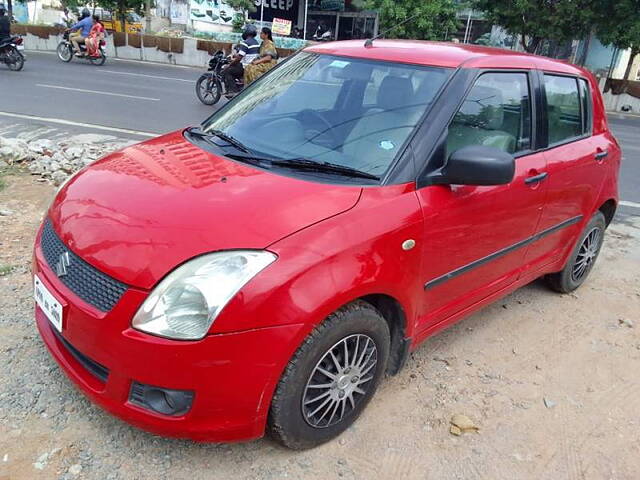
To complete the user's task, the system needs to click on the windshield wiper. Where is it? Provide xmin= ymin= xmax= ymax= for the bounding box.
xmin=226 ymin=153 xmax=380 ymax=181
xmin=188 ymin=127 xmax=250 ymax=153
xmin=271 ymin=158 xmax=380 ymax=181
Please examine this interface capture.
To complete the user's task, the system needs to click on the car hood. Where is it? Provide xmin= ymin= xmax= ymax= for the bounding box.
xmin=48 ymin=131 xmax=362 ymax=290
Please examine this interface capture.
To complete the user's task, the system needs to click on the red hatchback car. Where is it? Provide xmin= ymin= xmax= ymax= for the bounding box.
xmin=33 ymin=41 xmax=620 ymax=449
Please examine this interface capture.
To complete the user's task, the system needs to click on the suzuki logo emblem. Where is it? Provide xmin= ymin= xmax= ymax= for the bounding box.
xmin=56 ymin=251 xmax=71 ymax=277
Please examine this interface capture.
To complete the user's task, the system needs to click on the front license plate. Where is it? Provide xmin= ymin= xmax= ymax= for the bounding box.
xmin=34 ymin=275 xmax=63 ymax=332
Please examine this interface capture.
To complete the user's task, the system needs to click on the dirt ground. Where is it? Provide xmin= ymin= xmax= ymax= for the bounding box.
xmin=1 ymin=171 xmax=639 ymax=480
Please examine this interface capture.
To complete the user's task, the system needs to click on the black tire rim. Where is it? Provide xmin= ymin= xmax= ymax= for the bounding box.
xmin=571 ymin=226 xmax=602 ymax=282
xmin=302 ymin=334 xmax=378 ymax=429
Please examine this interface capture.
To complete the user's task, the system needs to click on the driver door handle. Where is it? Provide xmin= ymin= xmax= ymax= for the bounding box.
xmin=524 ymin=172 xmax=548 ymax=185
xmin=594 ymin=150 xmax=608 ymax=161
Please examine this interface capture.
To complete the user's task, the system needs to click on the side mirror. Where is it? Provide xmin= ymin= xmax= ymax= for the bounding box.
xmin=426 ymin=145 xmax=515 ymax=186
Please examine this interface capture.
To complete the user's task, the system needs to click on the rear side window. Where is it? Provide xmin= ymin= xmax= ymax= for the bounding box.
xmin=447 ymin=72 xmax=532 ymax=156
xmin=544 ymin=75 xmax=583 ymax=145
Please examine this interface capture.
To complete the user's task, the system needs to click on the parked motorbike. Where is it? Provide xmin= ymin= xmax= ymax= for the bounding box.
xmin=196 ymin=50 xmax=244 ymax=106
xmin=56 ymin=30 xmax=106 ymax=66
xmin=0 ymin=35 xmax=25 ymax=71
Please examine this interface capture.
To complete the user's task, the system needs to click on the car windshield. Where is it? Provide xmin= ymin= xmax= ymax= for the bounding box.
xmin=201 ymin=53 xmax=451 ymax=178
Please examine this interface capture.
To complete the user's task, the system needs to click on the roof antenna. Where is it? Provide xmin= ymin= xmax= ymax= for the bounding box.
xmin=364 ymin=13 xmax=421 ymax=48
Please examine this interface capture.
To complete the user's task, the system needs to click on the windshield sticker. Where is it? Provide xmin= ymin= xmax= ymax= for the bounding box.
xmin=379 ymin=140 xmax=395 ymax=151
xmin=329 ymin=60 xmax=350 ymax=69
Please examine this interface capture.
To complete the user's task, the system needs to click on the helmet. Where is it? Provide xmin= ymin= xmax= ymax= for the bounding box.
xmin=81 ymin=8 xmax=90 ymax=18
xmin=241 ymin=24 xmax=257 ymax=40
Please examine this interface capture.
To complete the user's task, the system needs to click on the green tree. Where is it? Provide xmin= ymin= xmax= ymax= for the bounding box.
xmin=226 ymin=0 xmax=256 ymax=32
xmin=473 ymin=0 xmax=595 ymax=53
xmin=64 ymin=0 xmax=146 ymax=32
xmin=364 ymin=0 xmax=459 ymax=41
xmin=594 ymin=0 xmax=640 ymax=81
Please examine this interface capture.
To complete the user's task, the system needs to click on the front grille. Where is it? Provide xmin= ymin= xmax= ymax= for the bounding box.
xmin=41 ymin=219 xmax=127 ymax=312
xmin=51 ymin=327 xmax=109 ymax=383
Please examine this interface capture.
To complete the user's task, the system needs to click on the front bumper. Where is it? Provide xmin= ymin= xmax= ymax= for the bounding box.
xmin=33 ymin=231 xmax=306 ymax=442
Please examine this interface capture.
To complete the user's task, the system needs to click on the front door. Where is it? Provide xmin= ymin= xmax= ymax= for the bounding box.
xmin=415 ymin=71 xmax=548 ymax=331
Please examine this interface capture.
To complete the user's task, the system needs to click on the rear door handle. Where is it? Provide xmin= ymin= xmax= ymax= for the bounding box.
xmin=594 ymin=150 xmax=608 ymax=160
xmin=524 ymin=172 xmax=548 ymax=185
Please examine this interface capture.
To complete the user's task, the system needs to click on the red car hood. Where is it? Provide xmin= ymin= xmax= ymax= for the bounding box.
xmin=48 ymin=131 xmax=362 ymax=290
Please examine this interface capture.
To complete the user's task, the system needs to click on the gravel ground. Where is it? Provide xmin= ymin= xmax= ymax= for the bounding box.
xmin=1 ymin=171 xmax=639 ymax=480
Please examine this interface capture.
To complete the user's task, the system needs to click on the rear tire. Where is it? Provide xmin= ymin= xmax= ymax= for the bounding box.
xmin=268 ymin=301 xmax=390 ymax=450
xmin=196 ymin=73 xmax=221 ymax=105
xmin=56 ymin=42 xmax=73 ymax=62
xmin=546 ymin=211 xmax=606 ymax=293
xmin=90 ymin=51 xmax=106 ymax=66
xmin=6 ymin=47 xmax=24 ymax=71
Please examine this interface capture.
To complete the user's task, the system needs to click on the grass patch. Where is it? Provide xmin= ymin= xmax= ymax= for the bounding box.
xmin=0 ymin=164 xmax=26 ymax=191
xmin=0 ymin=264 xmax=15 ymax=276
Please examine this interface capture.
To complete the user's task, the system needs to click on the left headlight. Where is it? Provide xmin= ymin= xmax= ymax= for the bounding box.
xmin=132 ymin=250 xmax=277 ymax=340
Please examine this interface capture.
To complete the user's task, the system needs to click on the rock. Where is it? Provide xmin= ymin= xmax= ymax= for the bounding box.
xmin=68 ymin=464 xmax=83 ymax=476
xmin=48 ymin=160 xmax=61 ymax=172
xmin=67 ymin=133 xmax=117 ymax=144
xmin=51 ymin=170 xmax=69 ymax=186
xmin=0 ymin=208 xmax=13 ymax=216
xmin=543 ymin=397 xmax=556 ymax=408
xmin=64 ymin=146 xmax=85 ymax=160
xmin=618 ymin=318 xmax=634 ymax=328
xmin=59 ymin=161 xmax=75 ymax=174
xmin=0 ymin=137 xmax=31 ymax=163
xmin=28 ymin=139 xmax=54 ymax=155
xmin=449 ymin=414 xmax=479 ymax=435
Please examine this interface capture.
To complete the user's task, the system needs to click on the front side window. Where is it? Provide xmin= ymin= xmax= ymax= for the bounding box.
xmin=544 ymin=74 xmax=582 ymax=145
xmin=447 ymin=72 xmax=532 ymax=157
xmin=201 ymin=53 xmax=451 ymax=178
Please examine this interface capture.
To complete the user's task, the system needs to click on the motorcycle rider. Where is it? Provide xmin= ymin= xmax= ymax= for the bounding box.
xmin=222 ymin=24 xmax=259 ymax=98
xmin=0 ymin=3 xmax=11 ymax=44
xmin=69 ymin=8 xmax=93 ymax=56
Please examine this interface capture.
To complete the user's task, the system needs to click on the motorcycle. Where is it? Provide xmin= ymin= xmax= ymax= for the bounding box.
xmin=56 ymin=30 xmax=106 ymax=66
xmin=195 ymin=50 xmax=244 ymax=106
xmin=0 ymin=36 xmax=25 ymax=71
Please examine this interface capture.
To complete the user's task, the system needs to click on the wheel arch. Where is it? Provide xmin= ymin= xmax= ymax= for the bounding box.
xmin=359 ymin=294 xmax=410 ymax=375
xmin=598 ymin=198 xmax=617 ymax=227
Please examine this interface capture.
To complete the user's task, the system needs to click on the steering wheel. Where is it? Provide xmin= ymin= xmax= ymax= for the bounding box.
xmin=301 ymin=109 xmax=340 ymax=148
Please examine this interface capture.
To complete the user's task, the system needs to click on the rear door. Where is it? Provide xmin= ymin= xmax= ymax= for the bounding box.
xmin=522 ymin=73 xmax=605 ymax=271
xmin=415 ymin=70 xmax=548 ymax=330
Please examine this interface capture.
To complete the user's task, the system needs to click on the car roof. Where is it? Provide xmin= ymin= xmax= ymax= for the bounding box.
xmin=305 ymin=40 xmax=587 ymax=76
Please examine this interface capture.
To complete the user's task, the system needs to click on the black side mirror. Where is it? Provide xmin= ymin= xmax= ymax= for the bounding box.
xmin=425 ymin=145 xmax=515 ymax=186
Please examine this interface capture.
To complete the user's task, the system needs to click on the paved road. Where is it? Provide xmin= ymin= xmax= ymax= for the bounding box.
xmin=0 ymin=51 xmax=217 ymax=137
xmin=0 ymin=51 xmax=638 ymax=216
xmin=608 ymin=115 xmax=640 ymax=217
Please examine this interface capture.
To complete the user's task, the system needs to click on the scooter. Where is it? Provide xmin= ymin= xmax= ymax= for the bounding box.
xmin=56 ymin=30 xmax=106 ymax=66
xmin=195 ymin=50 xmax=244 ymax=106
xmin=0 ymin=35 xmax=25 ymax=71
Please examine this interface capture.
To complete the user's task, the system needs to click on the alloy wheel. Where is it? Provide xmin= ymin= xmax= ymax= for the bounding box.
xmin=571 ymin=227 xmax=602 ymax=282
xmin=302 ymin=334 xmax=378 ymax=429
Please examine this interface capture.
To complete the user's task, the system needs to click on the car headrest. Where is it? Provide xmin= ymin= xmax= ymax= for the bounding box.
xmin=457 ymin=86 xmax=504 ymax=130
xmin=377 ymin=76 xmax=414 ymax=111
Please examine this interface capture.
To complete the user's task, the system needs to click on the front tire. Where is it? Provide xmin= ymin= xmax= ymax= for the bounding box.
xmin=196 ymin=73 xmax=221 ymax=105
xmin=546 ymin=211 xmax=606 ymax=293
xmin=268 ymin=301 xmax=390 ymax=449
xmin=56 ymin=42 xmax=73 ymax=62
